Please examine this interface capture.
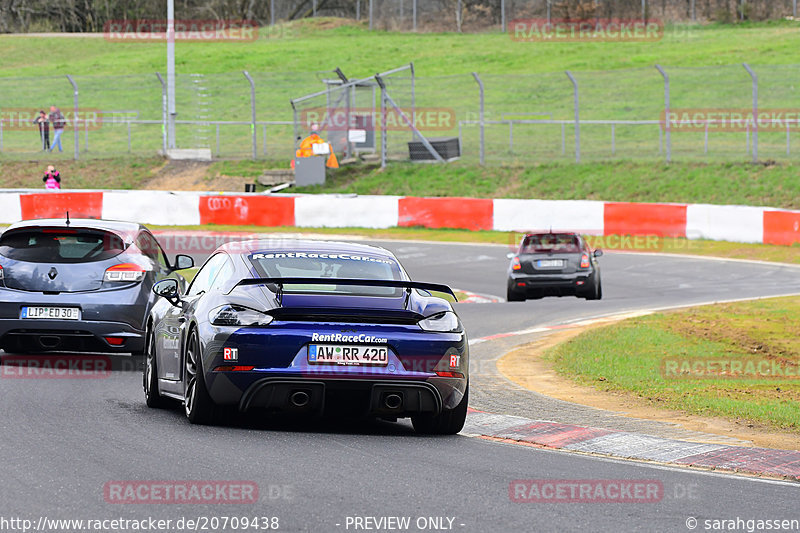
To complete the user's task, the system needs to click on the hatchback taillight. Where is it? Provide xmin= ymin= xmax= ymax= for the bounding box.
xmin=0 ymin=265 xmax=4 ymax=279
xmin=104 ymin=263 xmax=147 ymax=282
xmin=580 ymin=254 xmax=590 ymax=269
xmin=511 ymin=257 xmax=522 ymax=271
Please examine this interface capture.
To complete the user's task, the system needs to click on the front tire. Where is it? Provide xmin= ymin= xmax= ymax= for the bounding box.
xmin=412 ymin=384 xmax=469 ymax=435
xmin=184 ymin=329 xmax=218 ymax=425
xmin=143 ymin=328 xmax=167 ymax=408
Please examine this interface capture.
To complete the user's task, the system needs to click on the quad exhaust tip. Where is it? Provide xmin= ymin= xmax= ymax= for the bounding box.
xmin=289 ymin=390 xmax=310 ymax=408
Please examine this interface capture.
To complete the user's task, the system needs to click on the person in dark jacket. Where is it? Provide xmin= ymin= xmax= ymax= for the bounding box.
xmin=43 ymin=165 xmax=61 ymax=190
xmin=48 ymin=106 xmax=66 ymax=153
xmin=32 ymin=110 xmax=50 ymax=151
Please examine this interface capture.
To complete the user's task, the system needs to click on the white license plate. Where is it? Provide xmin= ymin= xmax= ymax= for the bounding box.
xmin=308 ymin=344 xmax=389 ymax=366
xmin=21 ymin=306 xmax=81 ymax=320
xmin=537 ymin=259 xmax=564 ymax=268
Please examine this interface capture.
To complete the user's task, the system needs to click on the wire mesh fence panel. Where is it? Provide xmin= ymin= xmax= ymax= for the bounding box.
xmin=748 ymin=64 xmax=800 ymax=162
xmin=665 ymin=65 xmax=753 ymax=160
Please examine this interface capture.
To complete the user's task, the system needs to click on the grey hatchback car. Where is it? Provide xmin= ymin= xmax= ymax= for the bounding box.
xmin=0 ymin=218 xmax=193 ymax=355
xmin=506 ymin=232 xmax=603 ymax=301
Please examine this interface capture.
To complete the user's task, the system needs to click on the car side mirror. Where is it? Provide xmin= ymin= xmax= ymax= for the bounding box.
xmin=153 ymin=278 xmax=181 ymax=307
xmin=593 ymin=249 xmax=603 ymax=257
xmin=173 ymin=254 xmax=194 ymax=270
xmin=506 ymin=252 xmax=516 ymax=259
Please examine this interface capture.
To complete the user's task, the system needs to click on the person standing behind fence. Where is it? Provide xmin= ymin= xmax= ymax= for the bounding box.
xmin=32 ymin=110 xmax=50 ymax=151
xmin=48 ymin=106 xmax=66 ymax=153
xmin=294 ymin=123 xmax=339 ymax=168
xmin=43 ymin=165 xmax=61 ymax=190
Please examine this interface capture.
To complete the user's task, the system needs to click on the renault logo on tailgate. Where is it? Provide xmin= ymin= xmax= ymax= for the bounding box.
xmin=48 ymin=267 xmax=58 ymax=280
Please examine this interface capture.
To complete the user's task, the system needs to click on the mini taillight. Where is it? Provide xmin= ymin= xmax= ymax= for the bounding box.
xmin=104 ymin=263 xmax=147 ymax=282
xmin=436 ymin=371 xmax=465 ymax=378
xmin=511 ymin=257 xmax=522 ymax=271
xmin=580 ymin=254 xmax=590 ymax=269
xmin=214 ymin=365 xmax=255 ymax=372
xmin=0 ymin=265 xmax=4 ymax=280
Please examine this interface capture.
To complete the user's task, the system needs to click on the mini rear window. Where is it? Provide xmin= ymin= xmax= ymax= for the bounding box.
xmin=0 ymin=229 xmax=127 ymax=263
xmin=521 ymin=234 xmax=582 ymax=254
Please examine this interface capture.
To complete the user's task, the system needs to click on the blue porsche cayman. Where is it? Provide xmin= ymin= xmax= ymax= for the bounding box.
xmin=144 ymin=239 xmax=469 ymax=434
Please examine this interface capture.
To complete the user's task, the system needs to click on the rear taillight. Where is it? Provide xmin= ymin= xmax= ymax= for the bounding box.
xmin=0 ymin=265 xmax=4 ymax=279
xmin=104 ymin=263 xmax=147 ymax=282
xmin=105 ymin=337 xmax=124 ymax=346
xmin=580 ymin=254 xmax=590 ymax=269
xmin=511 ymin=257 xmax=522 ymax=271
xmin=436 ymin=371 xmax=465 ymax=378
xmin=214 ymin=365 xmax=255 ymax=372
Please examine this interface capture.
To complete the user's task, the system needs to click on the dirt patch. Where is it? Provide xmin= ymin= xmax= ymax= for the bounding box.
xmin=497 ymin=325 xmax=800 ymax=451
xmin=141 ymin=160 xmax=257 ymax=192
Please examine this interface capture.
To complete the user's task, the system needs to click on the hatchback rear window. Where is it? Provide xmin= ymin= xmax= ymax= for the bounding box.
xmin=0 ymin=229 xmax=127 ymax=263
xmin=521 ymin=234 xmax=581 ymax=254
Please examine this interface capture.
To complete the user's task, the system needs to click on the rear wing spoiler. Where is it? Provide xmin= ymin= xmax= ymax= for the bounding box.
xmin=231 ymin=277 xmax=457 ymax=299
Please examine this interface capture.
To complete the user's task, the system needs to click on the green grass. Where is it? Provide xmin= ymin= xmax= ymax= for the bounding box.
xmin=0 ymin=157 xmax=164 ymax=189
xmin=3 ymin=19 xmax=800 ymax=77
xmin=545 ymin=296 xmax=800 ymax=432
xmin=3 ymin=19 xmax=800 ymax=161
xmin=299 ymin=160 xmax=800 ymax=209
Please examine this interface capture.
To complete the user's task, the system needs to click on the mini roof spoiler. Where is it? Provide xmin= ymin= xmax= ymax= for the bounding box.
xmin=231 ymin=277 xmax=456 ymax=299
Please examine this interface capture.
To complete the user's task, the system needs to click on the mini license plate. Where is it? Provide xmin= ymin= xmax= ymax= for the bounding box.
xmin=536 ymin=259 xmax=564 ymax=268
xmin=21 ymin=306 xmax=81 ymax=320
xmin=308 ymin=344 xmax=388 ymax=366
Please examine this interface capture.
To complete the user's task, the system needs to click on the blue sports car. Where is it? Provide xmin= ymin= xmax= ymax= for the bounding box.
xmin=144 ymin=239 xmax=470 ymax=434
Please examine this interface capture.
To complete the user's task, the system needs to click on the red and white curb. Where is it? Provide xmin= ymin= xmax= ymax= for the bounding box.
xmin=463 ymin=410 xmax=800 ymax=481
xmin=3 ymin=190 xmax=800 ymax=246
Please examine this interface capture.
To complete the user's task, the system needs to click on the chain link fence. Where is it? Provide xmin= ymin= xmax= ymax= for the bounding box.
xmin=2 ymin=63 xmax=800 ymax=164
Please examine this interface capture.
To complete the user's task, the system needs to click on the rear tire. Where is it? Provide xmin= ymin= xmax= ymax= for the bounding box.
xmin=412 ymin=384 xmax=468 ymax=435
xmin=584 ymin=277 xmax=602 ymax=300
xmin=506 ymin=287 xmax=525 ymax=302
xmin=184 ymin=329 xmax=219 ymax=425
xmin=143 ymin=328 xmax=167 ymax=409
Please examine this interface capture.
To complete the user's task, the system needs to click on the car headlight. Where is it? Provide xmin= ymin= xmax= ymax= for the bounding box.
xmin=210 ymin=305 xmax=274 ymax=326
xmin=418 ymin=311 xmax=462 ymax=333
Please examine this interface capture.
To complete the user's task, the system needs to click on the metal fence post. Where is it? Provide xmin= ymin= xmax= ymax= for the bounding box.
xmin=743 ymin=63 xmax=758 ymax=163
xmin=472 ymin=72 xmax=485 ymax=165
xmin=410 ymin=62 xmax=416 ymax=134
xmin=655 ymin=64 xmax=671 ymax=163
xmin=243 ymin=70 xmax=257 ymax=159
xmin=356 ymin=0 xmax=360 ymax=20
xmin=565 ymin=71 xmax=580 ymax=163
xmin=156 ymin=73 xmax=168 ymax=154
xmin=313 ymin=0 xmax=317 ymax=17
xmin=66 ymin=75 xmax=79 ymax=160
xmin=413 ymin=0 xmax=417 ymax=31
xmin=369 ymin=0 xmax=373 ymax=30
xmin=691 ymin=0 xmax=696 ymax=21
xmin=642 ymin=0 xmax=646 ymax=22
xmin=379 ymin=80 xmax=387 ymax=168
xmin=271 ymin=0 xmax=275 ymax=25
xmin=502 ymin=0 xmax=506 ymax=31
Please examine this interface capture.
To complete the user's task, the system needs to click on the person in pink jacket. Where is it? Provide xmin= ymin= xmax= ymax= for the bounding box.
xmin=43 ymin=165 xmax=61 ymax=190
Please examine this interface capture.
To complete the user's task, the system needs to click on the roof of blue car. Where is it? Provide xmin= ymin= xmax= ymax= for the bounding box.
xmin=220 ymin=238 xmax=396 ymax=258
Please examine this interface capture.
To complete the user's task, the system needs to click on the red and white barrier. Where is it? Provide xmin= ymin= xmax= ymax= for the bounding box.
xmin=4 ymin=190 xmax=800 ymax=246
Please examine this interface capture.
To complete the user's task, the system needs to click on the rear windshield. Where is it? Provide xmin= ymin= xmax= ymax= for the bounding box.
xmin=520 ymin=234 xmax=582 ymax=254
xmin=0 ymin=229 xmax=127 ymax=264
xmin=249 ymin=251 xmax=403 ymax=297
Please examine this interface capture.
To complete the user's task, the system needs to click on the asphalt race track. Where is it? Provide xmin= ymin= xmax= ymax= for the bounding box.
xmin=2 ymin=238 xmax=800 ymax=533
